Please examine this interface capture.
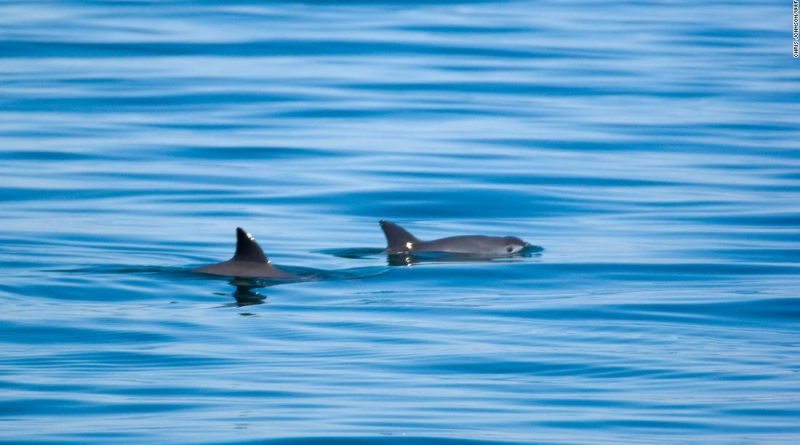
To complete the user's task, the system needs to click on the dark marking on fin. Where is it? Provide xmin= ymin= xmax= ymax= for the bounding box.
xmin=233 ymin=227 xmax=269 ymax=263
xmin=379 ymin=220 xmax=420 ymax=252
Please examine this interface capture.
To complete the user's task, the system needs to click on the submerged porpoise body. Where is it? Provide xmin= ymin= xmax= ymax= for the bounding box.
xmin=194 ymin=227 xmax=294 ymax=279
xmin=379 ymin=220 xmax=529 ymax=255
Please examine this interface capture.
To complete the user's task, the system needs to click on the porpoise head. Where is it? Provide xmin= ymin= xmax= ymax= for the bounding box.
xmin=500 ymin=236 xmax=529 ymax=254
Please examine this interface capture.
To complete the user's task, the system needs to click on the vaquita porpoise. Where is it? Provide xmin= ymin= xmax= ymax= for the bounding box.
xmin=379 ymin=220 xmax=530 ymax=255
xmin=194 ymin=227 xmax=295 ymax=279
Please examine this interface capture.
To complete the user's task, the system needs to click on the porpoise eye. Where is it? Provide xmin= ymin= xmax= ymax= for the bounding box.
xmin=506 ymin=246 xmax=514 ymax=253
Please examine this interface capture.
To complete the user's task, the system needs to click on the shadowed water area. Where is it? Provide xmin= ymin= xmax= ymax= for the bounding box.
xmin=1 ymin=1 xmax=799 ymax=444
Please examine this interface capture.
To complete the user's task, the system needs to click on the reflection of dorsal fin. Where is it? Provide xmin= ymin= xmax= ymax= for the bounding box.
xmin=379 ymin=220 xmax=420 ymax=251
xmin=233 ymin=227 xmax=269 ymax=263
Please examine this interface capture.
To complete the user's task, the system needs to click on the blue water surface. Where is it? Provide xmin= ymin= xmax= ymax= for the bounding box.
xmin=1 ymin=1 xmax=799 ymax=444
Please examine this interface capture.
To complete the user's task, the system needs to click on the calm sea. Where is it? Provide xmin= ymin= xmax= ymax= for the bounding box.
xmin=1 ymin=1 xmax=798 ymax=444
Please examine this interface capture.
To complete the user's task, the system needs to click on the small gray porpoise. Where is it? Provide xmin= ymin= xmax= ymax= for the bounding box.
xmin=379 ymin=220 xmax=530 ymax=255
xmin=193 ymin=227 xmax=294 ymax=279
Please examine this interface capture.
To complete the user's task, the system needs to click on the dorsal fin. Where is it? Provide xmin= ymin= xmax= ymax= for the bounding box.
xmin=232 ymin=227 xmax=269 ymax=263
xmin=379 ymin=220 xmax=420 ymax=251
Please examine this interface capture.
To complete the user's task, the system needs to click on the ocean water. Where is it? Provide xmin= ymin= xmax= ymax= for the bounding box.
xmin=1 ymin=0 xmax=799 ymax=443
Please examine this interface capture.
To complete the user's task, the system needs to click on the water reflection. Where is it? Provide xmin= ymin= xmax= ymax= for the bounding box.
xmin=231 ymin=284 xmax=267 ymax=307
xmin=386 ymin=249 xmax=542 ymax=266
xmin=320 ymin=247 xmax=543 ymax=266
xmin=213 ymin=278 xmax=268 ymax=307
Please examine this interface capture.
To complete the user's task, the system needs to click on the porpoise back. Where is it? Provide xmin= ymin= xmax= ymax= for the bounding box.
xmin=379 ymin=220 xmax=529 ymax=255
xmin=194 ymin=227 xmax=294 ymax=279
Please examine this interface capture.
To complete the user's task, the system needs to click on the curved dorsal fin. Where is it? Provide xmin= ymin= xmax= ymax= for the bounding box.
xmin=232 ymin=227 xmax=269 ymax=263
xmin=379 ymin=220 xmax=420 ymax=251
